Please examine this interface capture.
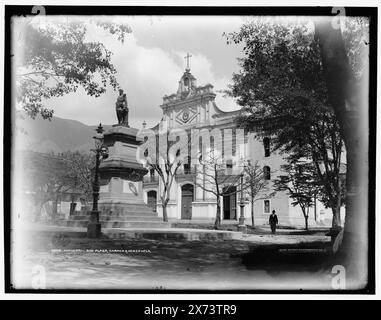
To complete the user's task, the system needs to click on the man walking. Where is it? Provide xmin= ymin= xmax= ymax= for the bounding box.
xmin=269 ymin=210 xmax=278 ymax=234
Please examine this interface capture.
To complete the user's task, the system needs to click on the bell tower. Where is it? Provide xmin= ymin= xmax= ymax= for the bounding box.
xmin=160 ymin=53 xmax=217 ymax=129
xmin=176 ymin=70 xmax=197 ymax=99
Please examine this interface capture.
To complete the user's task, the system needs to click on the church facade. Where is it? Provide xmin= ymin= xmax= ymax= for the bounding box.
xmin=141 ymin=67 xmax=332 ymax=227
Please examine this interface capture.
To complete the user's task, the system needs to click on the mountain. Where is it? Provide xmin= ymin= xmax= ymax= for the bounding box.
xmin=15 ymin=112 xmax=112 ymax=153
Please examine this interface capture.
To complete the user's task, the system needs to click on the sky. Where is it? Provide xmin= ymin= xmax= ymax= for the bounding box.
xmin=31 ymin=16 xmax=246 ymax=128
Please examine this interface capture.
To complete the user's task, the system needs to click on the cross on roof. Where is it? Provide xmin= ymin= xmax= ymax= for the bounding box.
xmin=184 ymin=52 xmax=192 ymax=71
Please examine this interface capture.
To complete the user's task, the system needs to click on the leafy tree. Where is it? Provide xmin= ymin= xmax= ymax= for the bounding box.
xmin=59 ymin=150 xmax=94 ymax=203
xmin=24 ymin=150 xmax=94 ymax=221
xmin=241 ymin=160 xmax=274 ymax=227
xmin=314 ymin=15 xmax=369 ymax=266
xmin=24 ymin=151 xmax=70 ymax=221
xmin=14 ymin=17 xmax=131 ymax=119
xmin=274 ymin=158 xmax=317 ymax=230
xmin=224 ymin=17 xmax=345 ymax=228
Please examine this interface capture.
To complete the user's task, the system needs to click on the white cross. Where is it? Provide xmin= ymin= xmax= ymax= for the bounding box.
xmin=184 ymin=52 xmax=192 ymax=70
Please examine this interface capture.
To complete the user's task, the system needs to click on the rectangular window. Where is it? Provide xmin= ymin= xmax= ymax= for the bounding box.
xmin=264 ymin=200 xmax=271 ymax=214
xmin=264 ymin=137 xmax=270 ymax=157
xmin=232 ymin=129 xmax=236 ymax=156
xmin=263 ymin=166 xmax=271 ymax=180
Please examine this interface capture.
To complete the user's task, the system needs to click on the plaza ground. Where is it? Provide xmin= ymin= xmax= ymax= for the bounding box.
xmin=10 ymin=223 xmax=347 ymax=291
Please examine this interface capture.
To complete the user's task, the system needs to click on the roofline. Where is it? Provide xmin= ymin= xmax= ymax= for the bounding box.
xmin=212 ymin=101 xmax=242 ymax=117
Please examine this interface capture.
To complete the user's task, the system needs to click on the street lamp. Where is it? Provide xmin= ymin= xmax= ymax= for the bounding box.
xmin=87 ymin=123 xmax=108 ymax=238
xmin=238 ymin=159 xmax=246 ymax=232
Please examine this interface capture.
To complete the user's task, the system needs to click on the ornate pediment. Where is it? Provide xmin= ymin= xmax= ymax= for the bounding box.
xmin=175 ymin=107 xmax=197 ymax=125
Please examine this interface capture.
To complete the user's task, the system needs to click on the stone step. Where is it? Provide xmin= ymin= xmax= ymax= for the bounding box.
xmin=70 ymin=215 xmax=162 ymax=222
xmin=104 ymin=212 xmax=159 ymax=218
xmin=103 ymin=229 xmax=243 ymax=241
xmin=99 ymin=208 xmax=157 ymax=215
xmin=98 ymin=204 xmax=154 ymax=210
xmin=58 ymin=220 xmax=170 ymax=229
xmin=70 ymin=211 xmax=159 ymax=218
xmin=100 ymin=210 xmax=157 ymax=216
xmin=101 ymin=215 xmax=162 ymax=221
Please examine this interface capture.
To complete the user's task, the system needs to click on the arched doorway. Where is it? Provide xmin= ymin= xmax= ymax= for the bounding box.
xmin=223 ymin=186 xmax=237 ymax=220
xmin=181 ymin=184 xmax=194 ymax=220
xmin=147 ymin=190 xmax=157 ymax=212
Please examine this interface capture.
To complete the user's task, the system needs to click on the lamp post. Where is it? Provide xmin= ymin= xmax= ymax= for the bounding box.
xmin=87 ymin=123 xmax=107 ymax=238
xmin=238 ymin=161 xmax=246 ymax=232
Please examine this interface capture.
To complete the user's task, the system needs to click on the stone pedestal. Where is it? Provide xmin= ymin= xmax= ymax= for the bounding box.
xmin=238 ymin=203 xmax=247 ymax=232
xmin=61 ymin=125 xmax=170 ymax=229
xmin=87 ymin=210 xmax=101 ymax=238
xmin=87 ymin=222 xmax=101 ymax=238
xmin=96 ymin=125 xmax=169 ymax=229
xmin=99 ymin=126 xmax=148 ymax=211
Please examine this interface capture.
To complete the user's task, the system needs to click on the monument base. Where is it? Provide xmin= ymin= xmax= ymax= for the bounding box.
xmin=99 ymin=199 xmax=152 ymax=215
xmin=60 ymin=123 xmax=170 ymax=230
xmin=87 ymin=210 xmax=101 ymax=238
xmin=238 ymin=221 xmax=247 ymax=233
xmin=61 ymin=200 xmax=170 ymax=229
xmin=87 ymin=223 xmax=101 ymax=238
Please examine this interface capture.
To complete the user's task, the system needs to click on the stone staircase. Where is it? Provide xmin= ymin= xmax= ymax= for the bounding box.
xmin=57 ymin=203 xmax=170 ymax=229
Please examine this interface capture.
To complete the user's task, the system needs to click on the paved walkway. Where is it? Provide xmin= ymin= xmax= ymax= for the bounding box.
xmin=242 ymin=233 xmax=330 ymax=245
xmin=13 ymin=223 xmax=244 ymax=240
xmin=14 ymin=222 xmax=331 ymax=243
xmin=11 ymin=223 xmax=333 ymax=290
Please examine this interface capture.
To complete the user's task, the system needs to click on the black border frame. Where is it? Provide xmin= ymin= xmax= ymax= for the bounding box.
xmin=3 ymin=5 xmax=377 ymax=295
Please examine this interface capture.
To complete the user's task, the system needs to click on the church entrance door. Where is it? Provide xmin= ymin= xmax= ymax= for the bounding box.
xmin=181 ymin=184 xmax=194 ymax=220
xmin=223 ymin=186 xmax=237 ymax=220
xmin=147 ymin=191 xmax=157 ymax=212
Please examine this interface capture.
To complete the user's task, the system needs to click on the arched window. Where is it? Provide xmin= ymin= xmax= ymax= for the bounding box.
xmin=263 ymin=137 xmax=270 ymax=157
xmin=210 ymin=136 xmax=215 ymax=151
xmin=263 ymin=166 xmax=271 ymax=180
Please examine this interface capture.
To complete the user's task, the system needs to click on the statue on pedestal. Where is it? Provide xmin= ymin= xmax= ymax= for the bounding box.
xmin=115 ymin=89 xmax=129 ymax=127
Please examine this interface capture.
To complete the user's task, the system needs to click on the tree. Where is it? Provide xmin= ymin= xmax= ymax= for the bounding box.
xmin=24 ymin=151 xmax=70 ymax=221
xmin=314 ymin=16 xmax=369 ymax=269
xmin=13 ymin=17 xmax=131 ymax=119
xmin=274 ymin=158 xmax=317 ymax=230
xmin=147 ymin=129 xmax=183 ymax=222
xmin=196 ymin=150 xmax=241 ymax=229
xmin=59 ymin=150 xmax=94 ymax=203
xmin=24 ymin=150 xmax=94 ymax=221
xmin=224 ymin=17 xmax=345 ymax=228
xmin=242 ymin=160 xmax=274 ymax=227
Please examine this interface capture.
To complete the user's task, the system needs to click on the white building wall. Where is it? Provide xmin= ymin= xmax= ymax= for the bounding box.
xmin=141 ymin=70 xmax=342 ymax=227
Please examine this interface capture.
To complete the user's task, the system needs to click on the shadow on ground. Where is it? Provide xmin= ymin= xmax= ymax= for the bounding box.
xmin=11 ymin=227 xmax=351 ymax=290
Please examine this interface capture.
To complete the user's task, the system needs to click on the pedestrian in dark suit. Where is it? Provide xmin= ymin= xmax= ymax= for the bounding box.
xmin=269 ymin=210 xmax=278 ymax=234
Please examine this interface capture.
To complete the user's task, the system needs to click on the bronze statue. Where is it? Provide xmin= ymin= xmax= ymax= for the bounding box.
xmin=115 ymin=89 xmax=129 ymax=126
